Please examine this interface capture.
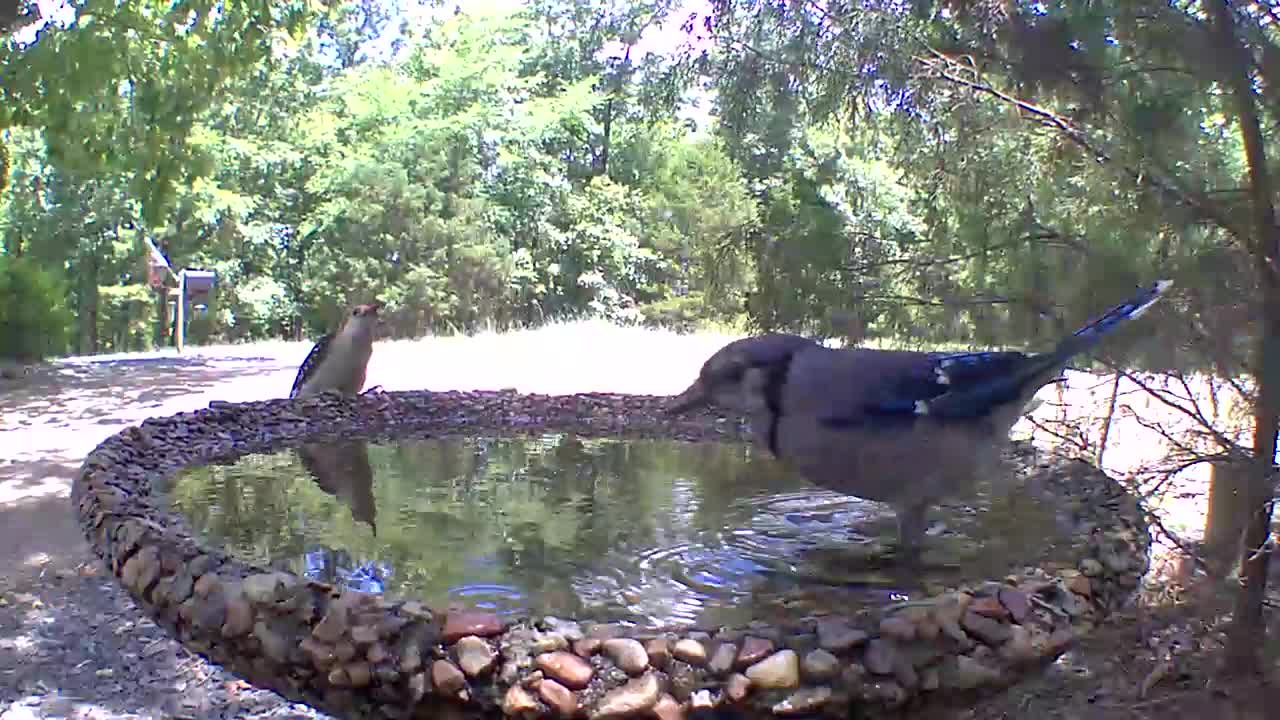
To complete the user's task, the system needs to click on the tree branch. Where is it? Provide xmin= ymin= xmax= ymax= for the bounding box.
xmin=914 ymin=50 xmax=1265 ymax=258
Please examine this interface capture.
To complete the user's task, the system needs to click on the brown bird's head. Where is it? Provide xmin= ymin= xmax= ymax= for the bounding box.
xmin=345 ymin=300 xmax=383 ymax=337
xmin=667 ymin=333 xmax=819 ymax=415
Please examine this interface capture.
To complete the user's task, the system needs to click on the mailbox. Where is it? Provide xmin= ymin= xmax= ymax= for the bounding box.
xmin=175 ymin=269 xmax=217 ymax=353
xmin=183 ymin=269 xmax=217 ymax=296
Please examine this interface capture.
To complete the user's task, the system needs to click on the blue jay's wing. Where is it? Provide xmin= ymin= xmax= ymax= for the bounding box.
xmin=814 ymin=349 xmax=1035 ymax=426
xmin=820 ymin=280 xmax=1172 ymax=426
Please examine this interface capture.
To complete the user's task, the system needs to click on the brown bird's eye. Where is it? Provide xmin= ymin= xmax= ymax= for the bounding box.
xmin=352 ymin=309 xmax=360 ymax=316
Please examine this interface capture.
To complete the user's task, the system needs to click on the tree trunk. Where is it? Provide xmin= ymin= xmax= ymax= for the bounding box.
xmin=77 ymin=244 xmax=101 ymax=356
xmin=1203 ymin=459 xmax=1250 ymax=578
xmin=1207 ymin=0 xmax=1278 ymax=674
xmin=155 ymin=288 xmax=170 ymax=349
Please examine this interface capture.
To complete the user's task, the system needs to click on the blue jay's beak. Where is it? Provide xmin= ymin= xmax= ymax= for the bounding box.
xmin=667 ymin=377 xmax=708 ymax=414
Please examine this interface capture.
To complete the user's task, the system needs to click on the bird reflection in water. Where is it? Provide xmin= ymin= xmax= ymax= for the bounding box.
xmin=296 ymin=438 xmax=379 ymax=535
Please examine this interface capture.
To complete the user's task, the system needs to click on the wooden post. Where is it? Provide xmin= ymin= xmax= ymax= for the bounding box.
xmin=176 ymin=269 xmax=186 ymax=354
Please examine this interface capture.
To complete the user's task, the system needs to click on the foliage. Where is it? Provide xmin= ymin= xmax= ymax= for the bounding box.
xmin=0 ymin=254 xmax=72 ymax=361
xmin=0 ymin=0 xmax=1245 ymax=365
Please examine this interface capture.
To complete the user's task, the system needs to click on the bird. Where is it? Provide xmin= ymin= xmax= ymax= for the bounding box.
xmin=290 ymin=301 xmax=384 ymax=399
xmin=297 ymin=439 xmax=378 ymax=535
xmin=667 ymin=280 xmax=1173 ymax=555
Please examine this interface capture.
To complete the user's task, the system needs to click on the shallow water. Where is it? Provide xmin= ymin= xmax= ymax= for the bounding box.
xmin=167 ymin=434 xmax=1083 ymax=628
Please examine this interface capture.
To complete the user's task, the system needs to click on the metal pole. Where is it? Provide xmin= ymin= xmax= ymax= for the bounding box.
xmin=176 ymin=270 xmax=186 ymax=354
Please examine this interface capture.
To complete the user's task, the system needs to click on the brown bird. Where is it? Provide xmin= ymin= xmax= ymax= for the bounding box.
xmin=290 ymin=301 xmax=384 ymax=399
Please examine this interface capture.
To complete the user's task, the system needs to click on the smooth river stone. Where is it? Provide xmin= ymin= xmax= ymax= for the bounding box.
xmin=672 ymin=639 xmax=707 ymax=666
xmin=536 ymin=650 xmax=594 ymax=689
xmin=443 ymin=611 xmax=504 ymax=643
xmin=602 ymin=638 xmax=650 ymax=676
xmin=744 ymin=650 xmax=800 ymax=689
xmin=591 ymin=672 xmax=661 ymax=719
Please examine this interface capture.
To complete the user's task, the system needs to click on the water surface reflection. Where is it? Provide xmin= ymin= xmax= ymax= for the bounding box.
xmin=168 ymin=434 xmax=1079 ymax=628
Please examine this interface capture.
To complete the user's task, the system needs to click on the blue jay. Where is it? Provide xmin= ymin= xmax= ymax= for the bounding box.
xmin=667 ymin=280 xmax=1172 ymax=554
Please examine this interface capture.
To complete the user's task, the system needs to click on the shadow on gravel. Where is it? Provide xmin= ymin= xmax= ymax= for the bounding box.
xmin=0 ymin=351 xmax=300 ymax=590
xmin=2 ymin=353 xmax=295 ymax=428
xmin=0 ymin=563 xmax=326 ymax=720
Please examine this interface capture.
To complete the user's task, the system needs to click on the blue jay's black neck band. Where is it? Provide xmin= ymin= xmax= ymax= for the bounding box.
xmin=761 ymin=353 xmax=794 ymax=456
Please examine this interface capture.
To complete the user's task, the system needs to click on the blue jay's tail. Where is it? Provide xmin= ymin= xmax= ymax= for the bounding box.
xmin=1013 ymin=279 xmax=1173 ymax=392
xmin=897 ymin=280 xmax=1172 ymax=423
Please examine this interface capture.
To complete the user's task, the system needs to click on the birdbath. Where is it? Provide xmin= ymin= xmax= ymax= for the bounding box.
xmin=73 ymin=390 xmax=1150 ymax=720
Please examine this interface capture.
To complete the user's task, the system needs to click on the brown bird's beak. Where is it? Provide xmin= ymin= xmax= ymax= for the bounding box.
xmin=666 ymin=378 xmax=708 ymax=415
xmin=367 ymin=300 xmax=384 ymax=313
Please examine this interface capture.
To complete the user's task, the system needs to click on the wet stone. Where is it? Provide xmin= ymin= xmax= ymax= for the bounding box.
xmin=672 ymin=639 xmax=707 ymax=666
xmin=328 ymin=666 xmax=351 ymax=687
xmin=193 ymin=572 xmax=221 ymax=598
xmin=574 ymin=637 xmax=603 ymax=657
xmin=921 ymin=666 xmax=940 ymax=691
xmin=533 ymin=678 xmax=573 ymax=717
xmin=1079 ymin=558 xmax=1105 ymax=577
xmin=1102 ymin=550 xmax=1131 ymax=573
xmin=801 ymin=649 xmax=840 ymax=682
xmin=503 ymin=684 xmax=539 ymax=715
xmin=999 ymin=625 xmax=1039 ymax=664
xmin=443 ymin=611 xmax=504 ymax=643
xmin=772 ymin=687 xmax=831 ymax=716
xmin=302 ymin=637 xmax=337 ymax=668
xmin=455 ymin=636 xmax=497 ymax=677
xmin=531 ymin=631 xmax=570 ymax=654
xmin=969 ymin=595 xmax=1010 ymax=620
xmin=668 ymin=662 xmax=700 ymax=701
xmin=938 ymin=654 xmax=1002 ymax=690
xmin=726 ymin=673 xmax=751 ymax=702
xmin=407 ymin=671 xmax=429 ymax=703
xmin=221 ymin=596 xmax=254 ymax=638
xmin=652 ymin=694 xmax=684 ymax=720
xmin=817 ymin=619 xmax=868 ymax=653
xmin=536 ymin=650 xmax=594 ymax=689
xmin=1066 ymin=574 xmax=1093 ymax=597
xmin=862 ymin=680 xmax=907 ymax=707
xmin=863 ymin=639 xmax=896 ymax=676
xmin=645 ymin=638 xmax=671 ymax=667
xmin=709 ymin=642 xmax=738 ymax=675
xmin=744 ymin=650 xmax=800 ymax=689
xmin=962 ymin=611 xmax=1013 ymax=646
xmin=335 ymin=640 xmax=358 ymax=662
xmin=891 ymin=654 xmax=919 ymax=690
xmin=346 ymin=661 xmax=373 ymax=688
xmin=432 ymin=659 xmax=468 ymax=696
xmin=999 ymin=588 xmax=1031 ymax=623
xmin=351 ymin=624 xmax=380 ymax=646
xmin=736 ymin=636 xmax=774 ymax=668
xmin=242 ymin=571 xmax=297 ymax=604
xmin=592 ymin=673 xmax=661 ymax=720
xmin=313 ymin=601 xmax=352 ymax=644
xmin=878 ymin=616 xmax=915 ymax=642
xmin=602 ymin=638 xmax=649 ymax=676
xmin=542 ymin=616 xmax=586 ymax=642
